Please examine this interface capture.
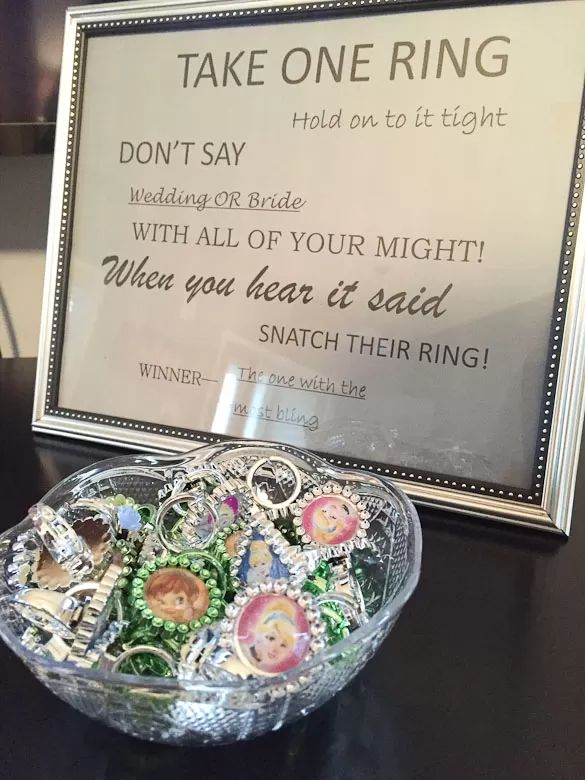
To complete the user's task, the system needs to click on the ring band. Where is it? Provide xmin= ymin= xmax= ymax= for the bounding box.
xmin=165 ymin=467 xmax=227 ymax=517
xmin=156 ymin=492 xmax=219 ymax=552
xmin=246 ymin=456 xmax=302 ymax=510
xmin=313 ymin=591 xmax=362 ymax=627
xmin=110 ymin=644 xmax=178 ymax=675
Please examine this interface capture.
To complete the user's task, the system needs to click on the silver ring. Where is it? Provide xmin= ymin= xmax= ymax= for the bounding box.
xmin=13 ymin=589 xmax=76 ymax=641
xmin=246 ymin=457 xmax=302 ymax=510
xmin=178 ymin=627 xmax=219 ymax=680
xmin=58 ymin=582 xmax=100 ymax=626
xmin=168 ymin=467 xmax=227 ymax=517
xmin=313 ymin=591 xmax=363 ymax=627
xmin=156 ymin=492 xmax=219 ymax=552
xmin=110 ymin=645 xmax=178 ymax=675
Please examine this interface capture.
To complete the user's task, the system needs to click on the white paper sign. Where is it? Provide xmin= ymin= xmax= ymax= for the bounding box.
xmin=35 ymin=0 xmax=585 ymax=531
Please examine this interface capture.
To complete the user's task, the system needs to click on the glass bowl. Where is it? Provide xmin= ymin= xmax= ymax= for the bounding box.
xmin=0 ymin=441 xmax=421 ymax=745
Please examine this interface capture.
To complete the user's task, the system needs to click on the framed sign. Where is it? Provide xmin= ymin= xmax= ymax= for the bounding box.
xmin=34 ymin=0 xmax=585 ymax=534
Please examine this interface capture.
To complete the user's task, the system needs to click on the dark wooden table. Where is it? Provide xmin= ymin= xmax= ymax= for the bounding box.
xmin=1 ymin=358 xmax=583 ymax=779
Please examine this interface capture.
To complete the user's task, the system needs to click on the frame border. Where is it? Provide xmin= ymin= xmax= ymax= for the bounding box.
xmin=33 ymin=0 xmax=585 ymax=534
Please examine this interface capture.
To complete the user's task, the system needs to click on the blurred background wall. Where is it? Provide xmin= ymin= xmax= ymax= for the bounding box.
xmin=0 ymin=155 xmax=52 ymax=357
xmin=0 ymin=0 xmax=120 ymax=357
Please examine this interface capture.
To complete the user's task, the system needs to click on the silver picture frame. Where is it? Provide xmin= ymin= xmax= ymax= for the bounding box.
xmin=33 ymin=0 xmax=585 ymax=534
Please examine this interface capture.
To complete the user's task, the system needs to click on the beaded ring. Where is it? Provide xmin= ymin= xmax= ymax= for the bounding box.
xmin=111 ymin=538 xmax=138 ymax=591
xmin=219 ymin=580 xmax=326 ymax=678
xmin=209 ymin=479 xmax=255 ymax=528
xmin=128 ymin=554 xmax=225 ymax=638
xmin=287 ymin=481 xmax=371 ymax=558
xmin=212 ymin=521 xmax=249 ymax=567
xmin=230 ymin=513 xmax=311 ymax=589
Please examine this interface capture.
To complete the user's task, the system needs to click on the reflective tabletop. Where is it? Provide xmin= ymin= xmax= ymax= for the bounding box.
xmin=1 ymin=358 xmax=583 ymax=779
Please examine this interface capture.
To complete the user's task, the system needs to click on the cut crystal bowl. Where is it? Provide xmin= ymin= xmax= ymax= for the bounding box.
xmin=0 ymin=441 xmax=421 ymax=745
